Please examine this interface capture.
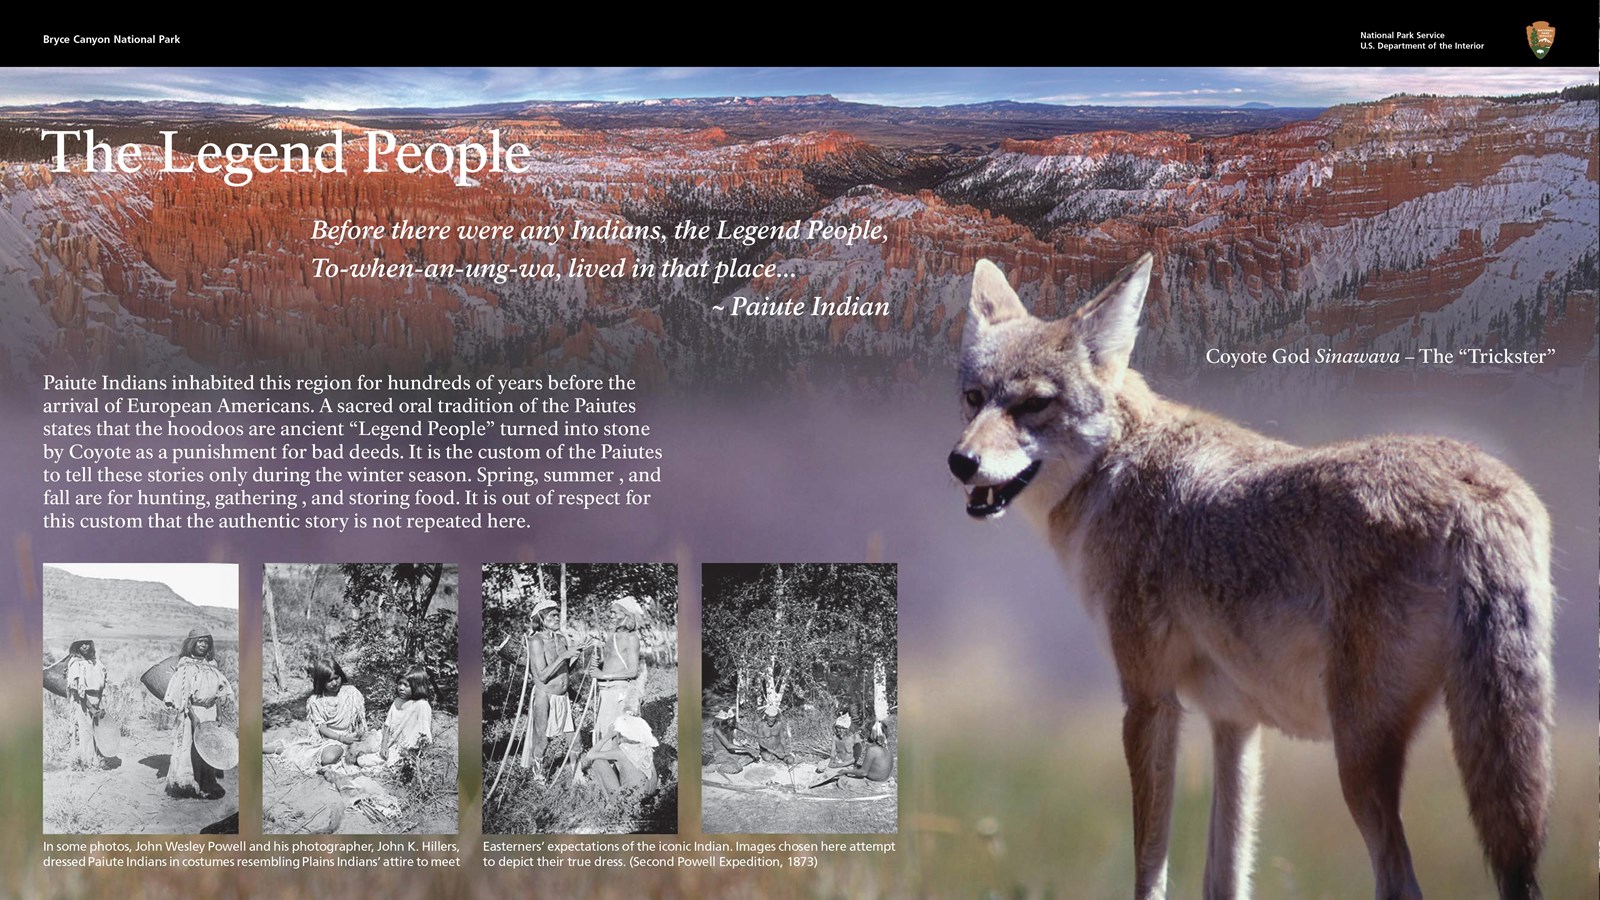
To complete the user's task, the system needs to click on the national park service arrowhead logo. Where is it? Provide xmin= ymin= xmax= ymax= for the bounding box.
xmin=1525 ymin=21 xmax=1555 ymax=58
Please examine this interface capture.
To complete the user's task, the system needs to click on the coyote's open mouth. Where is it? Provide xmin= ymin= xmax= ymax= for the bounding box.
xmin=964 ymin=460 xmax=1042 ymax=519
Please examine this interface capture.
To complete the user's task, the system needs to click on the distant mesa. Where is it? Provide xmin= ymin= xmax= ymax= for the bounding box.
xmin=0 ymin=94 xmax=1323 ymax=145
xmin=42 ymin=566 xmax=237 ymax=645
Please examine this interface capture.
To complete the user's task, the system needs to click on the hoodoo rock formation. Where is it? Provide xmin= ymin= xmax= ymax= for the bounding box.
xmin=1 ymin=94 xmax=1593 ymax=389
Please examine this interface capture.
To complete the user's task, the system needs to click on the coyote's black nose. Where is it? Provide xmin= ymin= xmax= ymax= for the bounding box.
xmin=948 ymin=452 xmax=978 ymax=483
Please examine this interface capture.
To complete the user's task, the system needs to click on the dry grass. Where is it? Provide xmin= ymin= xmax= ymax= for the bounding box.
xmin=12 ymin=634 xmax=1594 ymax=897
xmin=880 ymin=699 xmax=1598 ymax=900
xmin=17 ymin=690 xmax=1593 ymax=897
xmin=485 ymin=765 xmax=675 ymax=835
xmin=482 ymin=663 xmax=679 ymax=835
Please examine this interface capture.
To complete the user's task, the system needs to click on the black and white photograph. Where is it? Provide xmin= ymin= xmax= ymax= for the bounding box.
xmin=701 ymin=563 xmax=898 ymax=834
xmin=261 ymin=564 xmax=459 ymax=835
xmin=481 ymin=563 xmax=678 ymax=834
xmin=41 ymin=563 xmax=240 ymax=834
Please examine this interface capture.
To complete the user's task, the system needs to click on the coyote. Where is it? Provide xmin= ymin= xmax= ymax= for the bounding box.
xmin=948 ymin=256 xmax=1553 ymax=900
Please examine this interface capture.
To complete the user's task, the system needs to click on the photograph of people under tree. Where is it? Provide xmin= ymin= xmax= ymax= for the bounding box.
xmin=261 ymin=563 xmax=459 ymax=835
xmin=481 ymin=563 xmax=678 ymax=835
xmin=701 ymin=563 xmax=898 ymax=834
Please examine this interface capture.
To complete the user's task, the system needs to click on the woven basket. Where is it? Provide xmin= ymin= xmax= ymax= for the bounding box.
xmin=42 ymin=657 xmax=68 ymax=698
xmin=140 ymin=655 xmax=182 ymax=700
xmin=194 ymin=721 xmax=238 ymax=770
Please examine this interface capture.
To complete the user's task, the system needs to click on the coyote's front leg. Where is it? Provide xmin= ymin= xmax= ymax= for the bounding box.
xmin=1205 ymin=720 xmax=1263 ymax=900
xmin=1124 ymin=694 xmax=1182 ymax=900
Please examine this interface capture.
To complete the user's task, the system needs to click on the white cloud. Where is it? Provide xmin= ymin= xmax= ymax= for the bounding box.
xmin=1218 ymin=66 xmax=1593 ymax=105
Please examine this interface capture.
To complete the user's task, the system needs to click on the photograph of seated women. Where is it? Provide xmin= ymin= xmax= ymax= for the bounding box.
xmin=261 ymin=564 xmax=458 ymax=834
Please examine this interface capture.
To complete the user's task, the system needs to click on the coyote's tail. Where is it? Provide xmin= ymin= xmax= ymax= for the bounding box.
xmin=1443 ymin=502 xmax=1554 ymax=900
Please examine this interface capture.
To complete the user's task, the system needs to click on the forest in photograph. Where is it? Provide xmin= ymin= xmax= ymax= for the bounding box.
xmin=261 ymin=563 xmax=459 ymax=835
xmin=701 ymin=563 xmax=897 ymax=834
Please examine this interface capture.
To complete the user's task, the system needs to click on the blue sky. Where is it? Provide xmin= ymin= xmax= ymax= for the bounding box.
xmin=0 ymin=67 xmax=1591 ymax=109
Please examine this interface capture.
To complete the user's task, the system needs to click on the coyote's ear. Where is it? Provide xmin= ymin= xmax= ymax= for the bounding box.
xmin=1072 ymin=253 xmax=1152 ymax=383
xmin=967 ymin=259 xmax=1028 ymax=337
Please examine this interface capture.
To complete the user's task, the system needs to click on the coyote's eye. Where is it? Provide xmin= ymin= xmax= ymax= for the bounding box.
xmin=1012 ymin=396 xmax=1054 ymax=416
xmin=963 ymin=389 xmax=984 ymax=408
